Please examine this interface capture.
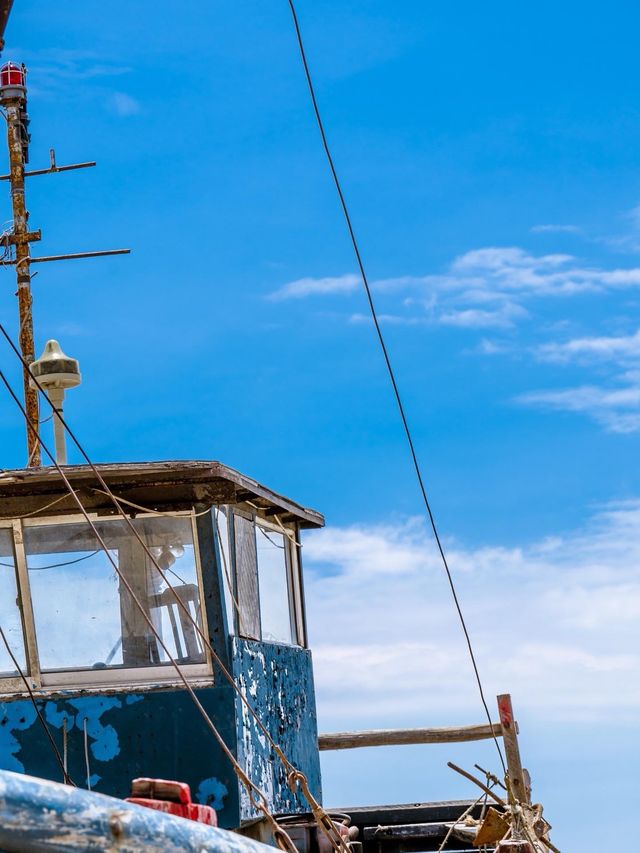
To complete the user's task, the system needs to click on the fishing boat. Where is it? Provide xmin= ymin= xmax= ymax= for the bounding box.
xmin=0 ymin=3 xmax=557 ymax=851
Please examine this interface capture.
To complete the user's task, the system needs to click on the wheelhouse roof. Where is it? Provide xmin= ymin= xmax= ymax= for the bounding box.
xmin=0 ymin=460 xmax=324 ymax=528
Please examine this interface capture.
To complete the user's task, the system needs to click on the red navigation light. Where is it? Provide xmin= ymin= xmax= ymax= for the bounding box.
xmin=0 ymin=62 xmax=25 ymax=89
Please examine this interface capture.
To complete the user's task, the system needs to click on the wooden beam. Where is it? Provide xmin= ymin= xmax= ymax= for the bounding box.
xmin=497 ymin=694 xmax=530 ymax=805
xmin=318 ymin=722 xmax=502 ymax=751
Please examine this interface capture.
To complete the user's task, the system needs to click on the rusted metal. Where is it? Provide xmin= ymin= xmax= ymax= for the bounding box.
xmin=0 ymin=149 xmax=97 ymax=180
xmin=0 ymin=1 xmax=13 ymax=51
xmin=29 ymin=248 xmax=131 ymax=264
xmin=0 ymin=161 xmax=97 ymax=180
xmin=2 ymin=88 xmax=40 ymax=465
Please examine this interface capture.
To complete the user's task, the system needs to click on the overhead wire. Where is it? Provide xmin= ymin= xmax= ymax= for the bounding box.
xmin=284 ymin=0 xmax=506 ymax=773
xmin=0 ymin=323 xmax=349 ymax=853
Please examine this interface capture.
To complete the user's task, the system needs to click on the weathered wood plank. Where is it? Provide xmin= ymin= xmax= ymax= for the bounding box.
xmin=497 ymin=694 xmax=530 ymax=805
xmin=234 ymin=514 xmax=261 ymax=641
xmin=318 ymin=722 xmax=501 ymax=751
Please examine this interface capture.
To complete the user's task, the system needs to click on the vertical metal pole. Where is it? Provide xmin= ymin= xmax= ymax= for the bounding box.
xmin=48 ymin=388 xmax=67 ymax=465
xmin=3 ymin=92 xmax=40 ymax=466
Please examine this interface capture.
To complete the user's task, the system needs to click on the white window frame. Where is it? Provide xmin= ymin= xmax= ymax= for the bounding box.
xmin=0 ymin=510 xmax=213 ymax=693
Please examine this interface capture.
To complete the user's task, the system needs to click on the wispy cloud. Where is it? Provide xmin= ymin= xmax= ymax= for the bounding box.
xmin=530 ymin=224 xmax=581 ymax=235
xmin=537 ymin=329 xmax=640 ymax=363
xmin=270 ymin=248 xmax=640 ymax=330
xmin=520 ymin=329 xmax=640 ymax=431
xmin=109 ymin=92 xmax=141 ymax=117
xmin=517 ymin=383 xmax=640 ymax=433
xmin=268 ymin=274 xmax=360 ymax=301
xmin=438 ymin=302 xmax=528 ymax=329
xmin=304 ymin=502 xmax=640 ymax=726
xmin=20 ymin=48 xmax=131 ymax=83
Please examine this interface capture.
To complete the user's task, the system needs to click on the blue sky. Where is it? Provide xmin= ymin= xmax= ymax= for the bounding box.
xmin=2 ymin=2 xmax=640 ymax=849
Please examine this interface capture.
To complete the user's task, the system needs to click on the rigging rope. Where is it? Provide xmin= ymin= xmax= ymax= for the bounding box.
xmin=284 ymin=0 xmax=506 ymax=773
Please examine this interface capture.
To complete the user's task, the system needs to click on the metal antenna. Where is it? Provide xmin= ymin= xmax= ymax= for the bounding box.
xmin=0 ymin=61 xmax=130 ymax=466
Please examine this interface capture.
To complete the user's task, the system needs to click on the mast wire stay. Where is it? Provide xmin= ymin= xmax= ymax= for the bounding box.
xmin=285 ymin=0 xmax=506 ymax=773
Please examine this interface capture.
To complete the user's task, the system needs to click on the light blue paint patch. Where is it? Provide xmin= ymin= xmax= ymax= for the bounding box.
xmin=0 ymin=702 xmax=38 ymax=772
xmin=69 ymin=697 xmax=122 ymax=762
xmin=88 ymin=774 xmax=101 ymax=788
xmin=125 ymin=695 xmax=144 ymax=706
xmin=43 ymin=701 xmax=72 ymax=730
xmin=196 ymin=777 xmax=228 ymax=810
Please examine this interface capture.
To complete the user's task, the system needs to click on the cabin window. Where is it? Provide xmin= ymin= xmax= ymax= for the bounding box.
xmin=0 ymin=528 xmax=27 ymax=676
xmin=22 ymin=514 xmax=208 ymax=683
xmin=213 ymin=506 xmax=236 ymax=633
xmin=230 ymin=511 xmax=301 ymax=646
xmin=256 ymin=526 xmax=293 ymax=645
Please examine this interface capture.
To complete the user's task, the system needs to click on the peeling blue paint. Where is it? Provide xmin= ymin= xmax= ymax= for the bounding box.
xmin=71 ymin=699 xmax=120 ymax=761
xmin=0 ymin=702 xmax=37 ymax=772
xmin=197 ymin=776 xmax=229 ymax=810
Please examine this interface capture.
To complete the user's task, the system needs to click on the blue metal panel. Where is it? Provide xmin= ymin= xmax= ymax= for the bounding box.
xmin=0 ymin=686 xmax=241 ymax=828
xmin=232 ymin=638 xmax=322 ymax=821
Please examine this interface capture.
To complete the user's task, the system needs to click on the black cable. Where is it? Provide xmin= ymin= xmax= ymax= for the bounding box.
xmin=285 ymin=0 xmax=506 ymax=773
xmin=0 ymin=550 xmax=101 ymax=570
xmin=0 ymin=625 xmax=75 ymax=786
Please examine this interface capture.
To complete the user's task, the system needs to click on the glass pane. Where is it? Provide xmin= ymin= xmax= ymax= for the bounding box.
xmin=256 ymin=526 xmax=292 ymax=644
xmin=0 ymin=529 xmax=26 ymax=675
xmin=25 ymin=516 xmax=206 ymax=672
xmin=214 ymin=507 xmax=235 ymax=634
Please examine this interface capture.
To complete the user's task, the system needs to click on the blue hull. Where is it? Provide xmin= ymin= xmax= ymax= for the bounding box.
xmin=0 ymin=768 xmax=273 ymax=852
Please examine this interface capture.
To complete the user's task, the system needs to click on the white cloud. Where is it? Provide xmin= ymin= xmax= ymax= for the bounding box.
xmin=348 ymin=313 xmax=423 ymax=326
xmin=475 ymin=338 xmax=509 ymax=355
xmin=109 ymin=92 xmax=141 ymax=117
xmin=268 ymin=274 xmax=360 ymax=301
xmin=517 ymin=383 xmax=640 ymax=433
xmin=269 ymin=248 xmax=640 ymax=329
xmin=303 ymin=503 xmax=640 ymax=729
xmin=537 ymin=329 xmax=640 ymax=363
xmin=530 ymin=224 xmax=581 ymax=234
xmin=439 ymin=302 xmax=528 ymax=329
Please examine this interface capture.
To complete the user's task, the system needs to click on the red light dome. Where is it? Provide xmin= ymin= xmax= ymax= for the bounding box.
xmin=0 ymin=62 xmax=25 ymax=89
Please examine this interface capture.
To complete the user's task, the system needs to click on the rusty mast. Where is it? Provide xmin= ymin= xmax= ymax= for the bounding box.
xmin=0 ymin=59 xmax=129 ymax=467
xmin=0 ymin=62 xmax=39 ymax=464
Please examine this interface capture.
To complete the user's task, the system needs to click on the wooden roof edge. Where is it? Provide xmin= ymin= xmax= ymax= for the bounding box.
xmin=0 ymin=460 xmax=325 ymax=528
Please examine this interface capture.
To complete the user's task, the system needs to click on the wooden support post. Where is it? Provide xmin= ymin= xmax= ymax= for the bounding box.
xmin=318 ymin=722 xmax=501 ymax=751
xmin=497 ymin=694 xmax=530 ymax=805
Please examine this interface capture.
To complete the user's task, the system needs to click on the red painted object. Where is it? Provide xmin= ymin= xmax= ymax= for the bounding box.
xmin=0 ymin=62 xmax=25 ymax=88
xmin=126 ymin=777 xmax=217 ymax=827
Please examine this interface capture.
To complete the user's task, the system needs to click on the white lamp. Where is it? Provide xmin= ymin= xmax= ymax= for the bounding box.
xmin=30 ymin=340 xmax=81 ymax=465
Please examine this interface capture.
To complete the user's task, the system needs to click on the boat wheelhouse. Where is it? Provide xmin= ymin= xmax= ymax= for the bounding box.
xmin=0 ymin=460 xmax=323 ymax=829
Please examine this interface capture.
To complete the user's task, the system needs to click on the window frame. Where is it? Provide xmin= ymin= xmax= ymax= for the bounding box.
xmin=230 ymin=508 xmax=305 ymax=648
xmin=0 ymin=509 xmax=213 ymax=693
